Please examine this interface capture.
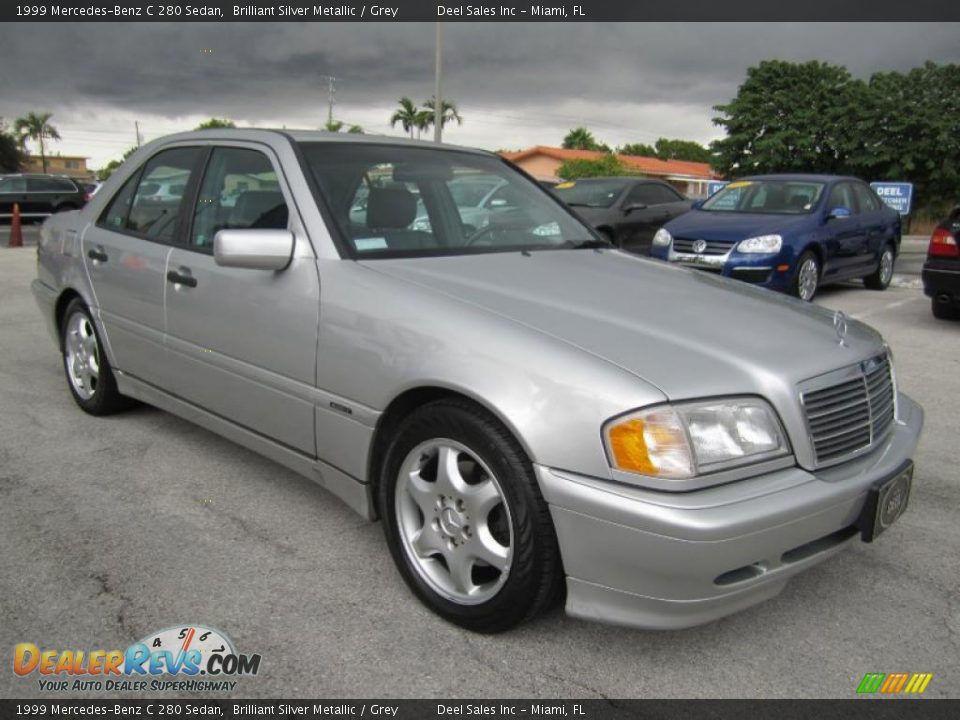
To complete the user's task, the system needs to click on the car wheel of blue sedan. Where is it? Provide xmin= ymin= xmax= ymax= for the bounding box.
xmin=864 ymin=244 xmax=895 ymax=290
xmin=793 ymin=251 xmax=820 ymax=302
xmin=379 ymin=399 xmax=563 ymax=633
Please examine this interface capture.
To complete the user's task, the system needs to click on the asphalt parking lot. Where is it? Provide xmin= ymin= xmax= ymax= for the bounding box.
xmin=0 ymin=238 xmax=957 ymax=700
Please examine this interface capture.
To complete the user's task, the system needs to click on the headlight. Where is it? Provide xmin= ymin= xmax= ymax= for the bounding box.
xmin=604 ymin=398 xmax=789 ymax=481
xmin=652 ymin=228 xmax=672 ymax=246
xmin=737 ymin=234 xmax=782 ymax=253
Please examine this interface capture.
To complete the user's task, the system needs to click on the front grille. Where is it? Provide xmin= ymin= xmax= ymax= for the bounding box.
xmin=672 ymin=237 xmax=734 ymax=256
xmin=801 ymin=355 xmax=895 ymax=464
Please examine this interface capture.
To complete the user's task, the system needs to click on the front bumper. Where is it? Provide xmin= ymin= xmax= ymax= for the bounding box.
xmin=536 ymin=393 xmax=924 ymax=630
xmin=650 ymin=243 xmax=796 ymax=291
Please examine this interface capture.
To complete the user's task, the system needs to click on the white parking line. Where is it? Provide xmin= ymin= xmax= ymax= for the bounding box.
xmin=851 ymin=295 xmax=924 ymax=320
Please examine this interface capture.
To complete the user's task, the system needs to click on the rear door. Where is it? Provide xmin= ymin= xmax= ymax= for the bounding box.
xmin=163 ymin=144 xmax=320 ymax=455
xmin=852 ymin=181 xmax=894 ymax=269
xmin=83 ymin=146 xmax=205 ymax=387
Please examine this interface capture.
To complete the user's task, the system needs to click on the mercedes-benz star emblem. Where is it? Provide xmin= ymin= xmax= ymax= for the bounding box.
xmin=833 ymin=311 xmax=848 ymax=347
xmin=692 ymin=239 xmax=708 ymax=254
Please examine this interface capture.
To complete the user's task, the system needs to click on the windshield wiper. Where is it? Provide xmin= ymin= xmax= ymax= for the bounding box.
xmin=563 ymin=239 xmax=612 ymax=249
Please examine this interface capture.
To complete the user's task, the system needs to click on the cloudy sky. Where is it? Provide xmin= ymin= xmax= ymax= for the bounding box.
xmin=2 ymin=22 xmax=958 ymax=169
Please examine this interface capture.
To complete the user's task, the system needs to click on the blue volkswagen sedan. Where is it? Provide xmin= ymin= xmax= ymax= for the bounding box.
xmin=650 ymin=174 xmax=901 ymax=301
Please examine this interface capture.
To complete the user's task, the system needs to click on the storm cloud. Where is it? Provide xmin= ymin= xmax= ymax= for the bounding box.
xmin=1 ymin=22 xmax=958 ymax=167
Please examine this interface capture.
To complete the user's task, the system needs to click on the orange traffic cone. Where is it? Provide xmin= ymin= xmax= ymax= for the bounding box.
xmin=8 ymin=203 xmax=23 ymax=248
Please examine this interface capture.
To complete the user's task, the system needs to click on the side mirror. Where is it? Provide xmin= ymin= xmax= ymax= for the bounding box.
xmin=691 ymin=199 xmax=705 ymax=210
xmin=826 ymin=206 xmax=852 ymax=221
xmin=214 ymin=229 xmax=294 ymax=271
xmin=623 ymin=203 xmax=647 ymax=214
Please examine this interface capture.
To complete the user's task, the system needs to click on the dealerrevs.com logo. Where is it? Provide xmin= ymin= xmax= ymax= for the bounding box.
xmin=14 ymin=624 xmax=261 ymax=692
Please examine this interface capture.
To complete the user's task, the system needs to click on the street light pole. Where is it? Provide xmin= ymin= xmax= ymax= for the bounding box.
xmin=433 ymin=21 xmax=442 ymax=143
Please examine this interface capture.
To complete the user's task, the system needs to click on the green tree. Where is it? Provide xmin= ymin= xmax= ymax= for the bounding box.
xmin=390 ymin=97 xmax=421 ymax=139
xmin=14 ymin=111 xmax=60 ymax=173
xmin=347 ymin=124 xmax=365 ymax=134
xmin=618 ymin=142 xmax=657 ymax=157
xmin=96 ymin=146 xmax=138 ymax=181
xmin=195 ymin=118 xmax=236 ymax=129
xmin=557 ymin=154 xmax=625 ymax=179
xmin=710 ymin=60 xmax=863 ymax=176
xmin=562 ymin=127 xmax=605 ymax=152
xmin=0 ymin=120 xmax=26 ymax=173
xmin=324 ymin=120 xmax=344 ymax=132
xmin=653 ymin=138 xmax=712 ymax=163
xmin=850 ymin=62 xmax=960 ymax=209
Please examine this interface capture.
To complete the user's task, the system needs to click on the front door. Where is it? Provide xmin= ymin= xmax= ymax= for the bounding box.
xmin=821 ymin=181 xmax=867 ymax=279
xmin=164 ymin=144 xmax=320 ymax=456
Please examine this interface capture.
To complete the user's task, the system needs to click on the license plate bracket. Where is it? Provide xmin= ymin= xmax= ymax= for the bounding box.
xmin=858 ymin=461 xmax=913 ymax=543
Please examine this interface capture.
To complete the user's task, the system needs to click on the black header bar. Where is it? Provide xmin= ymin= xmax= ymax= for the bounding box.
xmin=4 ymin=0 xmax=960 ymax=22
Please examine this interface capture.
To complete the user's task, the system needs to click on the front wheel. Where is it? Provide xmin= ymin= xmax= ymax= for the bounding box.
xmin=379 ymin=399 xmax=563 ymax=633
xmin=792 ymin=251 xmax=820 ymax=302
xmin=61 ymin=298 xmax=133 ymax=415
xmin=864 ymin=244 xmax=895 ymax=290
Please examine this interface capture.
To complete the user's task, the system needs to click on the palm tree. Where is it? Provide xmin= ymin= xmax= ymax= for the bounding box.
xmin=324 ymin=120 xmax=344 ymax=132
xmin=14 ymin=112 xmax=60 ymax=173
xmin=390 ymin=97 xmax=421 ymax=139
xmin=420 ymin=97 xmax=463 ymax=137
xmin=562 ymin=127 xmax=601 ymax=151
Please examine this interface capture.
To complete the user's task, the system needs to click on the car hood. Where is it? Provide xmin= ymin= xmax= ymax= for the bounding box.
xmin=665 ymin=209 xmax=812 ymax=241
xmin=362 ymin=250 xmax=882 ymax=401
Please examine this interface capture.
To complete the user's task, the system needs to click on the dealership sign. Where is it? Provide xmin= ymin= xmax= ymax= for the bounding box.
xmin=706 ymin=181 xmax=729 ymax=196
xmin=870 ymin=182 xmax=914 ymax=215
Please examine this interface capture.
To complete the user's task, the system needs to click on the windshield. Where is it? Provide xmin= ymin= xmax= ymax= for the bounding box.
xmin=701 ymin=179 xmax=826 ymax=214
xmin=552 ymin=180 xmax=628 ymax=208
xmin=298 ymin=143 xmax=597 ymax=258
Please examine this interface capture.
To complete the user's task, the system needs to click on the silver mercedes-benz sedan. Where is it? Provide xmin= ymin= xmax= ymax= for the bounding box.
xmin=32 ymin=130 xmax=923 ymax=633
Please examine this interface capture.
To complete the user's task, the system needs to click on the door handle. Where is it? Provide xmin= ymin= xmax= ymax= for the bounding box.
xmin=87 ymin=248 xmax=108 ymax=263
xmin=166 ymin=269 xmax=198 ymax=288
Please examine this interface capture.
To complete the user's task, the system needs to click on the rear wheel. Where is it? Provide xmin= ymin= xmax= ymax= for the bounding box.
xmin=864 ymin=244 xmax=895 ymax=290
xmin=792 ymin=251 xmax=820 ymax=302
xmin=61 ymin=299 xmax=133 ymax=415
xmin=379 ymin=399 xmax=563 ymax=633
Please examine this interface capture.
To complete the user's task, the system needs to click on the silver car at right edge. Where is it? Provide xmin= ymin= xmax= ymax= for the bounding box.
xmin=32 ymin=130 xmax=923 ymax=632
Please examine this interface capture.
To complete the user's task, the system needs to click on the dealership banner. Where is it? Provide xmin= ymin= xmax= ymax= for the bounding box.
xmin=3 ymin=0 xmax=959 ymax=22
xmin=2 ymin=699 xmax=959 ymax=719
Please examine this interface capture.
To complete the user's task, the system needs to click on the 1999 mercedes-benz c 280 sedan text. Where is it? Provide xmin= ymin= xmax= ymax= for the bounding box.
xmin=32 ymin=130 xmax=923 ymax=632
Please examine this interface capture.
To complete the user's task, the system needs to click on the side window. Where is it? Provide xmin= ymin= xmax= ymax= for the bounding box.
xmin=0 ymin=177 xmax=27 ymax=192
xmin=853 ymin=183 xmax=882 ymax=212
xmin=827 ymin=183 xmax=857 ymax=213
xmin=27 ymin=177 xmax=62 ymax=192
xmin=126 ymin=147 xmax=202 ymax=241
xmin=99 ymin=173 xmax=142 ymax=230
xmin=625 ymin=183 xmax=680 ymax=207
xmin=191 ymin=147 xmax=287 ymax=249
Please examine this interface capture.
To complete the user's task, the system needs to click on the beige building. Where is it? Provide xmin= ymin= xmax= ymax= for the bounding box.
xmin=23 ymin=154 xmax=92 ymax=179
xmin=500 ymin=146 xmax=721 ymax=197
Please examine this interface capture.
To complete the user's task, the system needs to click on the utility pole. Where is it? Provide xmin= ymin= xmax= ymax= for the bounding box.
xmin=134 ymin=121 xmax=142 ymax=147
xmin=323 ymin=75 xmax=337 ymax=128
xmin=433 ymin=22 xmax=442 ymax=143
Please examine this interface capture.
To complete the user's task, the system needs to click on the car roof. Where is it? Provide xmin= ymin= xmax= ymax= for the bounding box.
xmin=143 ymin=128 xmax=495 ymax=158
xmin=555 ymin=176 xmax=667 ymax=184
xmin=737 ymin=173 xmax=861 ymax=183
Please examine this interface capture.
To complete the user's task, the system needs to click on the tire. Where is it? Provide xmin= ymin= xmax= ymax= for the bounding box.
xmin=864 ymin=243 xmax=895 ymax=290
xmin=379 ymin=399 xmax=563 ymax=633
xmin=61 ymin=298 xmax=133 ymax=415
xmin=792 ymin=251 xmax=820 ymax=302
xmin=932 ymin=298 xmax=960 ymax=320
